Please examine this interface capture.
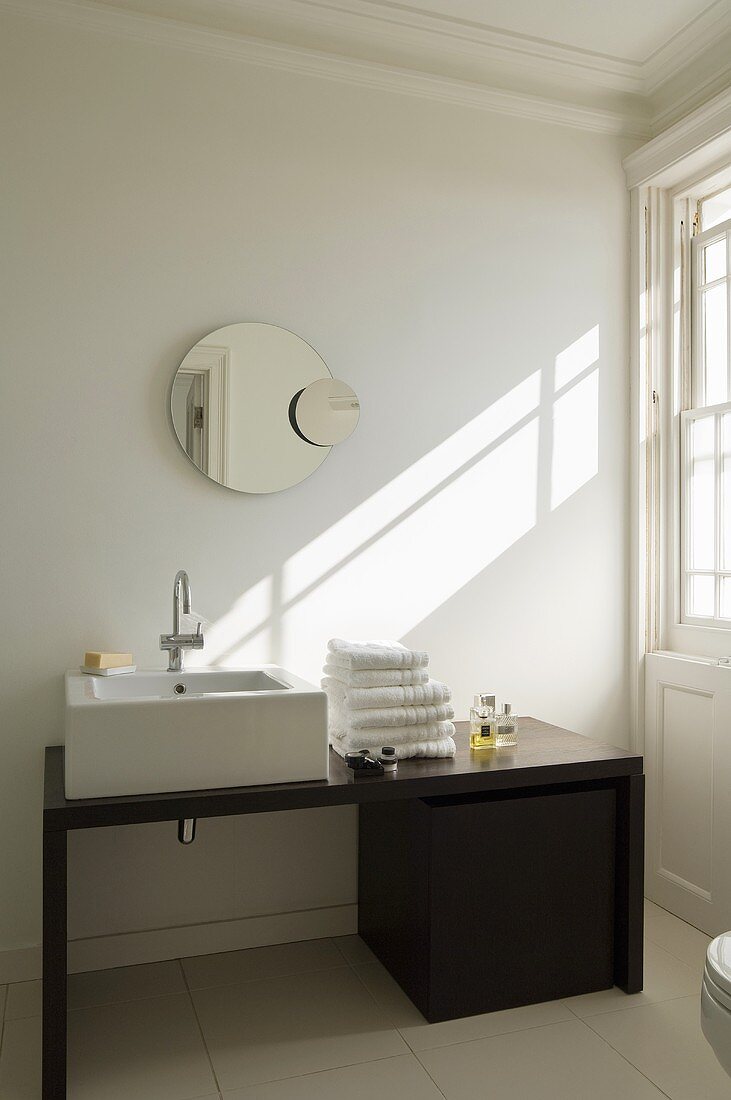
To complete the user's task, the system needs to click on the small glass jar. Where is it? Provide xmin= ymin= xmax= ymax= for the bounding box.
xmin=495 ymin=703 xmax=518 ymax=747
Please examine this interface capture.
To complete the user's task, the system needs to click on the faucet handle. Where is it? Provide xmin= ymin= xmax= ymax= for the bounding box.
xmin=160 ymin=629 xmax=204 ymax=650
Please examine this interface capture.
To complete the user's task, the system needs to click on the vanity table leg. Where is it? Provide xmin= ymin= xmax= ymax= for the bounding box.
xmin=614 ymin=773 xmax=645 ymax=994
xmin=42 ymin=829 xmax=67 ymax=1100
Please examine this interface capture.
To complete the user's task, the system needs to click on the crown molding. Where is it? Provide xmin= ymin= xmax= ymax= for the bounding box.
xmin=0 ymin=0 xmax=652 ymax=136
xmin=245 ymin=0 xmax=646 ymax=94
xmin=624 ymin=86 xmax=731 ymax=188
xmin=650 ymin=57 xmax=731 ymax=135
xmin=642 ymin=0 xmax=731 ymax=94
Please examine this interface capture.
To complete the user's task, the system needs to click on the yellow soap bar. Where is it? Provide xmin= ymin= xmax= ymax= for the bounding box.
xmin=83 ymin=651 xmax=134 ymax=670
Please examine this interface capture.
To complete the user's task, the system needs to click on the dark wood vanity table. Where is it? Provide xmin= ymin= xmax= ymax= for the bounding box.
xmin=42 ymin=718 xmax=644 ymax=1099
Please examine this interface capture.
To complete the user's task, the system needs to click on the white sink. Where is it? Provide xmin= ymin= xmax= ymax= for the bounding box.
xmin=64 ymin=666 xmax=328 ymax=799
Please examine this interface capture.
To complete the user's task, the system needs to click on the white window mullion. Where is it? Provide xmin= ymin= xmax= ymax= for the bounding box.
xmin=681 ymin=400 xmax=731 ymax=627
xmin=725 ymin=224 xmax=731 ymax=404
xmin=715 ymin=411 xmax=722 ymax=620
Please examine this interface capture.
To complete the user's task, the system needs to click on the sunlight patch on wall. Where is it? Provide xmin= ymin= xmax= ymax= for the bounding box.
xmin=551 ymin=325 xmax=600 ymax=511
xmin=551 ymin=371 xmax=599 ymax=511
xmin=282 ymin=371 xmax=542 ymax=603
xmin=554 ymin=325 xmax=599 ymax=390
xmin=187 ymin=576 xmax=272 ymax=667
xmin=281 ymin=418 xmax=539 ymax=680
xmin=223 ymin=625 xmax=273 ymax=667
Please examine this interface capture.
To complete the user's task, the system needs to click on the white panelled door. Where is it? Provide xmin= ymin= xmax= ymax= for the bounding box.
xmin=645 ymin=652 xmax=731 ymax=936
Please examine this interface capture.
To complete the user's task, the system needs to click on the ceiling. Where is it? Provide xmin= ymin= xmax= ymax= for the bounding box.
xmin=373 ymin=0 xmax=716 ymax=61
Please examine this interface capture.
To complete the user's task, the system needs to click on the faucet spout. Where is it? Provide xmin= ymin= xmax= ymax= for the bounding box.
xmin=173 ymin=569 xmax=192 ymax=635
xmin=161 ymin=570 xmax=204 ymax=672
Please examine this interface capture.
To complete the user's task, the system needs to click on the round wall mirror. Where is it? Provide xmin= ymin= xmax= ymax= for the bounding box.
xmin=170 ymin=323 xmax=359 ymax=494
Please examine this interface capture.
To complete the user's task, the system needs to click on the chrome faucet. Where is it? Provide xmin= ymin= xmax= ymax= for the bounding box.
xmin=160 ymin=570 xmax=204 ymax=671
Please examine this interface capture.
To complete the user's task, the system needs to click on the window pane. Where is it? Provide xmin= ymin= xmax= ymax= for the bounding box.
xmin=689 ymin=416 xmax=716 ymax=571
xmin=703 ymin=239 xmax=727 ymax=283
xmin=723 ymin=414 xmax=731 ymax=571
xmin=721 ymin=577 xmax=731 ymax=620
xmin=703 ymin=283 xmax=728 ymax=405
xmin=689 ymin=574 xmax=715 ymax=617
xmin=701 ymin=187 xmax=731 ymax=231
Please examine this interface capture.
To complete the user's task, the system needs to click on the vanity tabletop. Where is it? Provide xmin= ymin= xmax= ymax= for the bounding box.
xmin=43 ymin=718 xmax=643 ymax=831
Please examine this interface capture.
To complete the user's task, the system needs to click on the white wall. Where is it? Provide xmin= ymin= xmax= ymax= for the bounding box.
xmin=0 ymin=10 xmax=635 ymax=974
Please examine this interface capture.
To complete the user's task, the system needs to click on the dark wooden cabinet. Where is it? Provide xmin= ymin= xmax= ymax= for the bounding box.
xmin=359 ymin=782 xmax=619 ymax=1021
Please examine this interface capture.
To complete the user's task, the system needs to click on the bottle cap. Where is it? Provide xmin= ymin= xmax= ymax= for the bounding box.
xmin=380 ymin=746 xmax=396 ymax=757
xmin=478 ymin=694 xmax=496 ymax=708
xmin=503 ymin=703 xmax=512 ymax=715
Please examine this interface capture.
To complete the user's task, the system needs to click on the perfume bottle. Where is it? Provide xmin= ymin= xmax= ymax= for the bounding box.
xmin=470 ymin=694 xmax=496 ymax=749
xmin=495 ymin=703 xmax=518 ymax=747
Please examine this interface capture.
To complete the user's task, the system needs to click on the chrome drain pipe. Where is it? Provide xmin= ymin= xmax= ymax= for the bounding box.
xmin=178 ymin=818 xmax=197 ymax=844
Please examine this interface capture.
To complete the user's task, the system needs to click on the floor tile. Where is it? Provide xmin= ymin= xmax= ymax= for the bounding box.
xmin=193 ymin=965 xmax=408 ymax=1090
xmin=67 ymin=992 xmax=216 ymax=1100
xmin=0 ymin=1016 xmax=40 ymax=1100
xmin=354 ymin=959 xmax=574 ymax=1051
xmin=587 ymin=994 xmax=731 ymax=1099
xmin=4 ymin=981 xmax=41 ymax=1021
xmin=332 ymin=935 xmax=377 ymax=966
xmin=4 ymin=961 xmax=187 ymax=1022
xmin=644 ymin=900 xmax=712 ymax=971
xmin=563 ymin=938 xmax=701 ymax=1017
xmin=182 ymin=938 xmax=345 ymax=990
xmin=221 ymin=1053 xmax=444 ymax=1099
xmin=419 ymin=1018 xmax=665 ymax=1099
xmin=69 ymin=960 xmax=187 ymax=1008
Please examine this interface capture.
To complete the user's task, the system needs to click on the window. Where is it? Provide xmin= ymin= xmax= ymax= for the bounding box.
xmin=682 ymin=192 xmax=731 ymax=625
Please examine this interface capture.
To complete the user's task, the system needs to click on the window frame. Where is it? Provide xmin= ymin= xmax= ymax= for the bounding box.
xmin=679 ymin=215 xmax=731 ymax=629
xmin=663 ymin=185 xmax=729 ymax=655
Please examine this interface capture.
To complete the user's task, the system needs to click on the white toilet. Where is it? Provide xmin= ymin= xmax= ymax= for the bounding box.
xmin=701 ymin=932 xmax=731 ymax=1075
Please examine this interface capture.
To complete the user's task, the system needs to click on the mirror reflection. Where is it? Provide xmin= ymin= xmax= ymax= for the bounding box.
xmin=171 ymin=323 xmax=359 ymax=494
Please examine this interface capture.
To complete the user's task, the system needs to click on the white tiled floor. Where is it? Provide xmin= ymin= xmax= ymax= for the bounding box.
xmin=0 ymin=900 xmax=726 ymax=1099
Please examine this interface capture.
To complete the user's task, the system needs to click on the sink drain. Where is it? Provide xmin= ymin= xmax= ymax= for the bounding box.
xmin=173 ymin=683 xmax=186 ymax=695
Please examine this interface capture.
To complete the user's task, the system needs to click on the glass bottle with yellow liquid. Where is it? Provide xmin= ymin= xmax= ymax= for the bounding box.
xmin=470 ymin=693 xmax=497 ymax=749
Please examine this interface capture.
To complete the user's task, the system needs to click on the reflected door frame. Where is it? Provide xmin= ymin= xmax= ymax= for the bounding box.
xmin=175 ymin=345 xmax=230 ymax=484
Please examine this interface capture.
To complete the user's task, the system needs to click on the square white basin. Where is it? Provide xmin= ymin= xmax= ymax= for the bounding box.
xmin=64 ymin=666 xmax=328 ymax=799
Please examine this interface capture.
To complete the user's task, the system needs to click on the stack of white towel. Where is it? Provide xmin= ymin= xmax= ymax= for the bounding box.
xmin=323 ymin=638 xmax=456 ymax=760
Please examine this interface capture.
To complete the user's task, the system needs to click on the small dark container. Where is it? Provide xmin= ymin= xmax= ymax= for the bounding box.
xmin=378 ymin=746 xmax=398 ymax=772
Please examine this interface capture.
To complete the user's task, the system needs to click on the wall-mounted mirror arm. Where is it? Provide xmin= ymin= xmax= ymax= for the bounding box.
xmin=289 ymin=378 xmax=360 ymax=447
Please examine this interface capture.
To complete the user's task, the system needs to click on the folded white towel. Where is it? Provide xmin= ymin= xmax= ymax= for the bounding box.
xmin=329 ymin=699 xmax=455 ymax=730
xmin=322 ymin=677 xmax=451 ymax=711
xmin=330 ymin=719 xmax=456 ymax=747
xmin=322 ymin=664 xmax=430 ymax=688
xmin=331 ymin=734 xmax=456 ymax=760
xmin=327 ymin=638 xmax=429 ymax=671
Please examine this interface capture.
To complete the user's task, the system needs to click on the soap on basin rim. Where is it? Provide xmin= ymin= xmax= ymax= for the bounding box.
xmin=83 ymin=651 xmax=134 ymax=669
